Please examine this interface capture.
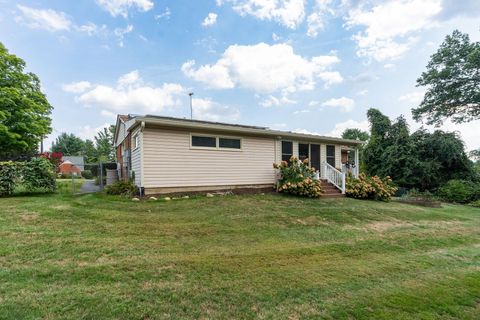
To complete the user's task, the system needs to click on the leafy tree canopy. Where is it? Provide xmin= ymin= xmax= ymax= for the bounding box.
xmin=0 ymin=42 xmax=53 ymax=159
xmin=341 ymin=128 xmax=369 ymax=142
xmin=364 ymin=108 xmax=474 ymax=190
xmin=52 ymin=133 xmax=85 ymax=155
xmin=94 ymin=125 xmax=115 ymax=162
xmin=412 ymin=30 xmax=480 ymax=125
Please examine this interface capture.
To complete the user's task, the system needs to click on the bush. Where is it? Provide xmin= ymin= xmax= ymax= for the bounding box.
xmin=82 ymin=170 xmax=93 ymax=179
xmin=346 ymin=173 xmax=397 ymax=201
xmin=105 ymin=180 xmax=138 ymax=197
xmin=437 ymin=180 xmax=479 ymax=203
xmin=0 ymin=162 xmax=18 ymax=196
xmin=273 ymin=157 xmax=323 ymax=198
xmin=470 ymin=200 xmax=480 ymax=208
xmin=22 ymin=157 xmax=56 ymax=192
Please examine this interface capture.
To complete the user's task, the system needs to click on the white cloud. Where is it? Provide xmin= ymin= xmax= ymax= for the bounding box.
xmin=77 ymin=22 xmax=108 ymax=36
xmin=325 ymin=119 xmax=369 ymax=137
xmin=117 ymin=70 xmax=140 ymax=87
xmin=260 ymin=94 xmax=296 ymax=107
xmin=74 ymin=71 xmax=185 ymax=113
xmin=399 ymin=91 xmax=425 ymax=104
xmin=100 ymin=110 xmax=117 ymax=119
xmin=192 ymin=98 xmax=240 ymax=122
xmin=114 ymin=24 xmax=134 ymax=47
xmin=62 ymin=81 xmax=92 ymax=93
xmin=321 ymin=97 xmax=355 ymax=112
xmin=306 ymin=0 xmax=335 ymax=37
xmin=272 ymin=32 xmax=280 ymax=41
xmin=155 ymin=7 xmax=171 ymax=20
xmin=345 ymin=0 xmax=442 ymax=61
xmin=293 ymin=109 xmax=310 ymax=115
xmin=318 ymin=71 xmax=343 ymax=87
xmin=224 ymin=0 xmax=306 ymax=29
xmin=182 ymin=42 xmax=341 ymax=93
xmin=202 ymin=12 xmax=218 ymax=26
xmin=293 ymin=128 xmax=322 ymax=135
xmin=357 ymin=89 xmax=368 ymax=96
xmin=78 ymin=123 xmax=111 ymax=140
xmin=383 ymin=63 xmax=395 ymax=69
xmin=96 ymin=0 xmax=154 ymax=18
xmin=16 ymin=5 xmax=72 ymax=32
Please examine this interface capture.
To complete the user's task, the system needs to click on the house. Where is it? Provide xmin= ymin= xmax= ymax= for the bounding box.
xmin=62 ymin=156 xmax=85 ymax=172
xmin=58 ymin=160 xmax=82 ymax=175
xmin=114 ymin=114 xmax=363 ymax=196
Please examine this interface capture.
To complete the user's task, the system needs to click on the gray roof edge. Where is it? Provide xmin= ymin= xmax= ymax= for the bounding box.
xmin=128 ymin=114 xmax=365 ymax=146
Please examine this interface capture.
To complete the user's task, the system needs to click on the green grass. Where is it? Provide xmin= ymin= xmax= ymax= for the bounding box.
xmin=56 ymin=179 xmax=85 ymax=194
xmin=0 ymin=193 xmax=479 ymax=319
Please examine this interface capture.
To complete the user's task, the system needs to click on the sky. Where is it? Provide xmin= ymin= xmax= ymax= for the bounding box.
xmin=0 ymin=0 xmax=479 ymax=152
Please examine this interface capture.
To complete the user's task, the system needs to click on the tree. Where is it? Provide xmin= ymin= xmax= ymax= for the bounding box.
xmin=412 ymin=30 xmax=480 ymax=125
xmin=94 ymin=125 xmax=115 ymax=162
xmin=0 ymin=42 xmax=53 ymax=159
xmin=52 ymin=133 xmax=85 ymax=155
xmin=341 ymin=128 xmax=369 ymax=142
xmin=82 ymin=139 xmax=97 ymax=163
xmin=364 ymin=108 xmax=474 ymax=190
xmin=341 ymin=128 xmax=369 ymax=169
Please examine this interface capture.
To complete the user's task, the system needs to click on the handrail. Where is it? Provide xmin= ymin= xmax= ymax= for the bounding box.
xmin=324 ymin=162 xmax=346 ymax=194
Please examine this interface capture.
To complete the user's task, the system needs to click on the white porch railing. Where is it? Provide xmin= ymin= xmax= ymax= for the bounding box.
xmin=324 ymin=162 xmax=346 ymax=194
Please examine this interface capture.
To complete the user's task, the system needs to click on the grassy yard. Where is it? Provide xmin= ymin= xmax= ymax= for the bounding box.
xmin=0 ymin=193 xmax=479 ymax=319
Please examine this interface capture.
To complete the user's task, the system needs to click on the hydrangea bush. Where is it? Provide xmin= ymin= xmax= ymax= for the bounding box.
xmin=346 ymin=173 xmax=397 ymax=201
xmin=273 ymin=156 xmax=323 ymax=198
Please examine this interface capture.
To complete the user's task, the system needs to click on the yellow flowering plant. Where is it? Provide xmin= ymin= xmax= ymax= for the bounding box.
xmin=273 ymin=156 xmax=323 ymax=198
xmin=345 ymin=173 xmax=397 ymax=201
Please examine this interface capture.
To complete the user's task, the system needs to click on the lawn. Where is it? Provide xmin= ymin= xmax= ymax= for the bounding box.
xmin=0 ymin=193 xmax=479 ymax=319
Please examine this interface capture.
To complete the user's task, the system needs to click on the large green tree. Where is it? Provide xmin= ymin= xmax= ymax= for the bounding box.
xmin=52 ymin=133 xmax=85 ymax=155
xmin=364 ymin=108 xmax=474 ymax=190
xmin=0 ymin=42 xmax=53 ymax=159
xmin=341 ymin=128 xmax=369 ymax=170
xmin=94 ymin=125 xmax=115 ymax=162
xmin=412 ymin=30 xmax=480 ymax=125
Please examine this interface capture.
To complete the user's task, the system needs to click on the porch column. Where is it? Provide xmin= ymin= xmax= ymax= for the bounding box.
xmin=354 ymin=147 xmax=360 ymax=178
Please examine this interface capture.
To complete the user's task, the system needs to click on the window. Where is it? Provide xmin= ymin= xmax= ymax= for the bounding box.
xmin=281 ymin=141 xmax=293 ymax=162
xmin=326 ymin=145 xmax=335 ymax=167
xmin=219 ymin=137 xmax=241 ymax=149
xmin=299 ymin=143 xmax=309 ymax=162
xmin=192 ymin=135 xmax=217 ymax=148
xmin=132 ymin=134 xmax=139 ymax=149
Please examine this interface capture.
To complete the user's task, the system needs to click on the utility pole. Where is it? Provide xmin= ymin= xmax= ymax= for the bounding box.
xmin=189 ymin=92 xmax=194 ymax=119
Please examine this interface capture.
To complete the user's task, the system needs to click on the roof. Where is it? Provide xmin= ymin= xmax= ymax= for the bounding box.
xmin=122 ymin=114 xmax=365 ymax=146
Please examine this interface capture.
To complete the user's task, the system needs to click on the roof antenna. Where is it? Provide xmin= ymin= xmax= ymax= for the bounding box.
xmin=188 ymin=92 xmax=194 ymax=119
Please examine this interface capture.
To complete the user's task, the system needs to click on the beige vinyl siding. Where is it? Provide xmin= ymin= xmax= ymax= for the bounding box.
xmin=131 ymin=127 xmax=142 ymax=187
xmin=142 ymin=128 xmax=276 ymax=188
xmin=335 ymin=144 xmax=341 ymax=169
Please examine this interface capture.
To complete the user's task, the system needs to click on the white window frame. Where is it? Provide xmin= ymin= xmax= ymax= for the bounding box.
xmin=190 ymin=133 xmax=243 ymax=151
xmin=132 ymin=133 xmax=140 ymax=150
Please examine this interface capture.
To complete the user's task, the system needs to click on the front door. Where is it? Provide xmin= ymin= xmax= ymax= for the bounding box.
xmin=310 ymin=144 xmax=320 ymax=172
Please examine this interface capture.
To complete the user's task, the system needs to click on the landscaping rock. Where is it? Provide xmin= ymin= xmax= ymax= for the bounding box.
xmin=149 ymin=196 xmax=158 ymax=201
xmin=206 ymin=193 xmax=214 ymax=198
xmin=164 ymin=197 xmax=171 ymax=201
xmin=131 ymin=198 xmax=140 ymax=201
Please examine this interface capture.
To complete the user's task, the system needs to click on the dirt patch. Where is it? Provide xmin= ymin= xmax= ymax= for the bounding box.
xmin=20 ymin=213 xmax=39 ymax=222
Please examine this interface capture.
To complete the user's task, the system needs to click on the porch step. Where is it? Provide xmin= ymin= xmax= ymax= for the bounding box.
xmin=320 ymin=179 xmax=345 ymax=198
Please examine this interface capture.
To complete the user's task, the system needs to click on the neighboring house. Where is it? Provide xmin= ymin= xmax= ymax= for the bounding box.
xmin=114 ymin=114 xmax=363 ymax=195
xmin=62 ymin=156 xmax=85 ymax=171
xmin=58 ymin=160 xmax=82 ymax=175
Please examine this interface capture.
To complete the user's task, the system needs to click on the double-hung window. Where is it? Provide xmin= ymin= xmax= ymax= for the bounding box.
xmin=281 ymin=141 xmax=293 ymax=162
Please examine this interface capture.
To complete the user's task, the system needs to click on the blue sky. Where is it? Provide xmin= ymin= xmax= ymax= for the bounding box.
xmin=1 ymin=0 xmax=479 ymax=151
